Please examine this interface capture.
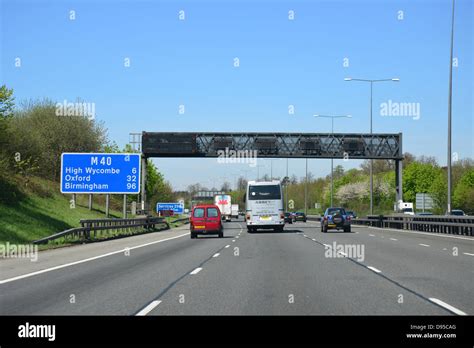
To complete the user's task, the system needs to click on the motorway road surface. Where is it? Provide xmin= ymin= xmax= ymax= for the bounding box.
xmin=0 ymin=218 xmax=472 ymax=315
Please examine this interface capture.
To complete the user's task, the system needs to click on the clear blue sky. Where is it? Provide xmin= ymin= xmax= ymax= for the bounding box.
xmin=1 ymin=0 xmax=472 ymax=190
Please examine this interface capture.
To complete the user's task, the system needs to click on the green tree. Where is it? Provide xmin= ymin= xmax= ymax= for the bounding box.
xmin=453 ymin=169 xmax=474 ymax=213
xmin=8 ymin=100 xmax=107 ymax=180
xmin=0 ymin=85 xmax=15 ymax=175
xmin=430 ymin=171 xmax=447 ymax=214
xmin=0 ymin=85 xmax=15 ymax=119
xmin=146 ymin=160 xmax=173 ymax=206
xmin=403 ymin=162 xmax=442 ymax=203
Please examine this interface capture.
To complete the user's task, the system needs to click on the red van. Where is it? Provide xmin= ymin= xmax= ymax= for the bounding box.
xmin=190 ymin=204 xmax=224 ymax=239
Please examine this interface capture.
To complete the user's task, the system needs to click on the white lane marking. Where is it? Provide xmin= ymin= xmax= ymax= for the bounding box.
xmin=312 ymin=238 xmax=316 ymax=241
xmin=232 ymin=239 xmax=236 ymax=242
xmin=190 ymin=267 xmax=202 ymax=275
xmin=367 ymin=226 xmax=474 ymax=241
xmin=463 ymin=252 xmax=474 ymax=256
xmin=419 ymin=243 xmax=430 ymax=247
xmin=367 ymin=266 xmax=382 ymax=273
xmin=225 ymin=245 xmax=230 ymax=248
xmin=390 ymin=238 xmax=398 ymax=241
xmin=369 ymin=234 xmax=375 ymax=237
xmin=429 ymin=298 xmax=467 ymax=316
xmin=212 ymin=253 xmax=220 ymax=258
xmin=355 ymin=232 xmax=359 ymax=234
xmin=323 ymin=244 xmax=331 ymax=248
xmin=303 ymin=234 xmax=307 ymax=237
xmin=136 ymin=300 xmax=162 ymax=316
xmin=0 ymin=232 xmax=190 ymax=285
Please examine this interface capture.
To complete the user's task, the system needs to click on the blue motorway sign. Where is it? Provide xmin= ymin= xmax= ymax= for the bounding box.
xmin=156 ymin=203 xmax=184 ymax=214
xmin=60 ymin=153 xmax=141 ymax=194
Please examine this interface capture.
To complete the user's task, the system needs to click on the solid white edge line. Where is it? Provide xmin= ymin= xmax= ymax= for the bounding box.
xmin=463 ymin=252 xmax=474 ymax=256
xmin=367 ymin=266 xmax=381 ymax=273
xmin=225 ymin=245 xmax=230 ymax=248
xmin=307 ymin=219 xmax=474 ymax=241
xmin=136 ymin=300 xmax=162 ymax=316
xmin=429 ymin=298 xmax=467 ymax=316
xmin=212 ymin=253 xmax=220 ymax=258
xmin=390 ymin=238 xmax=398 ymax=241
xmin=419 ymin=244 xmax=430 ymax=247
xmin=367 ymin=226 xmax=474 ymax=241
xmin=190 ymin=267 xmax=202 ymax=275
xmin=0 ymin=232 xmax=190 ymax=285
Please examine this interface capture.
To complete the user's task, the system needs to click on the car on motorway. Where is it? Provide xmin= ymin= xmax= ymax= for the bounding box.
xmin=294 ymin=211 xmax=307 ymax=222
xmin=284 ymin=212 xmax=293 ymax=224
xmin=189 ymin=204 xmax=223 ymax=239
xmin=447 ymin=209 xmax=466 ymax=216
xmin=346 ymin=210 xmax=357 ymax=219
xmin=321 ymin=207 xmax=351 ymax=233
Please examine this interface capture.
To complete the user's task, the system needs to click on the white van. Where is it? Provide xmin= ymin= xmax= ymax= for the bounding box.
xmin=245 ymin=180 xmax=285 ymax=232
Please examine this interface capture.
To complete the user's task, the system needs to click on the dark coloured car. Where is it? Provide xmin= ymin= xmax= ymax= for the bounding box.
xmin=447 ymin=210 xmax=466 ymax=216
xmin=190 ymin=204 xmax=223 ymax=239
xmin=321 ymin=207 xmax=351 ymax=233
xmin=346 ymin=210 xmax=357 ymax=219
xmin=284 ymin=212 xmax=293 ymax=224
xmin=294 ymin=211 xmax=307 ymax=222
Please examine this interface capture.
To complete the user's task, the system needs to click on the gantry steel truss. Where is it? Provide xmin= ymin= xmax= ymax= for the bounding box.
xmin=141 ymin=132 xmax=403 ymax=160
xmin=138 ymin=132 xmax=404 ymax=210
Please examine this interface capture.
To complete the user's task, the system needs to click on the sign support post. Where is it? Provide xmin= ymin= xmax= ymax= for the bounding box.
xmin=105 ymin=194 xmax=110 ymax=218
xmin=141 ymin=155 xmax=147 ymax=212
xmin=123 ymin=194 xmax=127 ymax=218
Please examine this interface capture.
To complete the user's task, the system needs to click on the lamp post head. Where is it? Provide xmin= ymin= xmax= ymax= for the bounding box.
xmin=344 ymin=77 xmax=352 ymax=81
xmin=392 ymin=78 xmax=400 ymax=82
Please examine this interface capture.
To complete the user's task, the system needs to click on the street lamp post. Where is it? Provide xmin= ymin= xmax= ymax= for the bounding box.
xmin=256 ymin=163 xmax=266 ymax=181
xmin=344 ymin=77 xmax=399 ymax=215
xmin=286 ymin=158 xmax=289 ymax=211
xmin=314 ymin=114 xmax=352 ymax=207
xmin=447 ymin=0 xmax=456 ymax=214
xmin=305 ymin=158 xmax=308 ymax=215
